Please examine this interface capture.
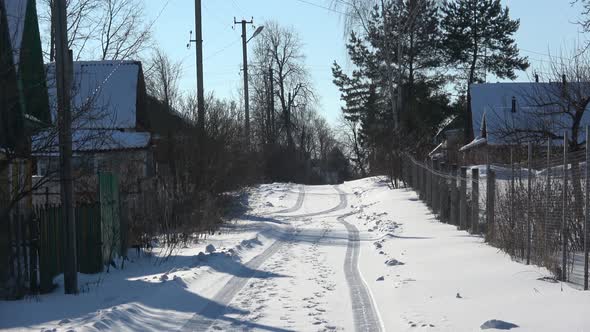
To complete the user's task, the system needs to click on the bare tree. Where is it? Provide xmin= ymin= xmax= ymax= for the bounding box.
xmin=39 ymin=0 xmax=100 ymax=61
xmin=145 ymin=48 xmax=183 ymax=111
xmin=98 ymin=0 xmax=151 ymax=60
xmin=329 ymin=0 xmax=376 ymax=37
xmin=337 ymin=115 xmax=368 ymax=177
xmin=39 ymin=0 xmax=152 ymax=61
xmin=250 ymin=21 xmax=315 ymax=149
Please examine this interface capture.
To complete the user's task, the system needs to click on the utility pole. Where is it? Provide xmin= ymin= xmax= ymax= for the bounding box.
xmin=286 ymin=92 xmax=293 ymax=148
xmin=53 ymin=0 xmax=77 ymax=294
xmin=235 ymin=18 xmax=255 ymax=148
xmin=264 ymin=70 xmax=271 ymax=144
xmin=269 ymin=67 xmax=275 ymax=143
xmin=194 ymin=0 xmax=205 ymax=136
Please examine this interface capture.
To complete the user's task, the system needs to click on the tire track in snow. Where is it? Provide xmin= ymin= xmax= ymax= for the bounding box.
xmin=181 ymin=226 xmax=296 ymax=332
xmin=277 ymin=185 xmax=347 ymax=219
xmin=182 ymin=185 xmax=349 ymax=331
xmin=271 ymin=185 xmax=305 ymax=214
xmin=339 ymin=212 xmax=384 ymax=332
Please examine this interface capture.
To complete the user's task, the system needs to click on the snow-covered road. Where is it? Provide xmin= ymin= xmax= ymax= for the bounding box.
xmin=2 ymin=178 xmax=590 ymax=331
xmin=184 ymin=184 xmax=377 ymax=331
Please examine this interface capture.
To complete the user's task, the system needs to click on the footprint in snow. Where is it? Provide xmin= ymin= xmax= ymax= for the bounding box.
xmin=480 ymin=320 xmax=519 ymax=330
xmin=58 ymin=319 xmax=71 ymax=325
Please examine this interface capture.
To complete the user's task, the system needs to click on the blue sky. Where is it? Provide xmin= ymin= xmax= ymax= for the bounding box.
xmin=144 ymin=0 xmax=586 ymax=125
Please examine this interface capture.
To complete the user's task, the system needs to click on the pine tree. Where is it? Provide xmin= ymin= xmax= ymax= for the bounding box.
xmin=332 ymin=0 xmax=452 ymax=162
xmin=441 ymin=0 xmax=529 ymax=140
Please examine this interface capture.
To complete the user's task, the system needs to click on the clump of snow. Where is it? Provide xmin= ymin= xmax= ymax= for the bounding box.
xmin=385 ymin=258 xmax=404 ymax=266
xmin=205 ymin=244 xmax=216 ymax=253
xmin=480 ymin=319 xmax=519 ymax=330
xmin=240 ymin=236 xmax=262 ymax=248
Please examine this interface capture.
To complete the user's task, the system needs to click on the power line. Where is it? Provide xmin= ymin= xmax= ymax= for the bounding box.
xmin=151 ymin=0 xmax=172 ymax=26
xmin=293 ymin=0 xmax=353 ymax=16
xmin=520 ymin=48 xmax=573 ymax=61
xmin=230 ymin=0 xmax=247 ymax=17
xmin=205 ymin=38 xmax=242 ymax=61
xmin=332 ymin=0 xmax=356 ymax=7
xmin=202 ymin=2 xmax=238 ymax=34
xmin=83 ymin=0 xmax=172 ymax=105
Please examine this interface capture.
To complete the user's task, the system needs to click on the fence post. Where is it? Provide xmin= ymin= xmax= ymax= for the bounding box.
xmin=428 ymin=160 xmax=436 ymax=209
xmin=460 ymin=167 xmax=468 ymax=230
xmin=15 ymin=211 xmax=22 ymax=296
xmin=433 ymin=160 xmax=440 ymax=214
xmin=428 ymin=159 xmax=434 ymax=208
xmin=450 ymin=165 xmax=458 ymax=226
xmin=420 ymin=161 xmax=426 ymax=200
xmin=424 ymin=160 xmax=431 ymax=207
xmin=420 ymin=163 xmax=428 ymax=200
xmin=510 ymin=148 xmax=516 ymax=255
xmin=29 ymin=215 xmax=38 ymax=294
xmin=585 ymin=126 xmax=589 ymax=290
xmin=486 ymin=169 xmax=496 ymax=242
xmin=440 ymin=163 xmax=448 ymax=223
xmin=472 ymin=168 xmax=480 ymax=234
xmin=545 ymin=138 xmax=551 ymax=259
xmin=415 ymin=159 xmax=419 ymax=190
xmin=527 ymin=142 xmax=533 ymax=265
xmin=414 ymin=156 xmax=418 ymax=189
xmin=562 ymin=132 xmax=568 ymax=282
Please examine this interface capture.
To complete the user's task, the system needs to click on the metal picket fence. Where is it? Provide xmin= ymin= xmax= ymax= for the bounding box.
xmin=403 ymin=137 xmax=590 ymax=290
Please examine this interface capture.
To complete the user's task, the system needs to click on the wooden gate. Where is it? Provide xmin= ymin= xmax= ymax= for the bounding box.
xmin=99 ymin=172 xmax=121 ymax=265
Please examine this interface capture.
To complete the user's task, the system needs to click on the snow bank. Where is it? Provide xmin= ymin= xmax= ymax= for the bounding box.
xmin=349 ymin=177 xmax=590 ymax=331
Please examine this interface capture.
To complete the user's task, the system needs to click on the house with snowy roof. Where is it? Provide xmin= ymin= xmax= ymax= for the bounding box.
xmin=33 ymin=60 xmax=193 ymax=203
xmin=459 ymin=82 xmax=590 ymax=163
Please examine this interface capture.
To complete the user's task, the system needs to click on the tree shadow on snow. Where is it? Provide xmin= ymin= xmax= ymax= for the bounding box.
xmin=197 ymin=253 xmax=289 ymax=279
xmin=387 ymin=234 xmax=433 ymax=240
xmin=240 ymin=214 xmax=288 ymax=224
xmin=0 ymin=277 xmax=250 ymax=330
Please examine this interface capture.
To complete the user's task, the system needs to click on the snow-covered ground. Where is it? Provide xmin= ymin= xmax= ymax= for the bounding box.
xmin=1 ymin=178 xmax=589 ymax=331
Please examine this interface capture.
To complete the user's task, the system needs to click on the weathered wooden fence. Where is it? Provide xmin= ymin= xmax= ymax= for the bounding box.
xmin=4 ymin=204 xmax=102 ymax=298
xmin=2 ymin=172 xmax=122 ymax=299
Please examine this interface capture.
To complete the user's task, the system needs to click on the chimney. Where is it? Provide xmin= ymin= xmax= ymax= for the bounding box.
xmin=534 ymin=73 xmax=539 ymax=83
xmin=562 ymin=74 xmax=567 ymax=85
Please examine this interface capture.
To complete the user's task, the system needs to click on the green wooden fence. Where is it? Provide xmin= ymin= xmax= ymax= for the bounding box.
xmin=2 ymin=173 xmax=123 ymax=298
xmin=35 ymin=203 xmax=103 ymax=293
xmin=99 ymin=172 xmax=122 ymax=264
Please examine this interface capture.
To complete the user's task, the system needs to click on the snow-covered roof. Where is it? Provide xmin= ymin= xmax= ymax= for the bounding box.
xmin=46 ymin=61 xmax=142 ymax=129
xmin=470 ymin=83 xmax=590 ymax=146
xmin=435 ymin=115 xmax=458 ymax=138
xmin=428 ymin=142 xmax=444 ymax=157
xmin=459 ymin=136 xmax=487 ymax=152
xmin=33 ymin=130 xmax=151 ymax=154
xmin=2 ymin=0 xmax=27 ymax=69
